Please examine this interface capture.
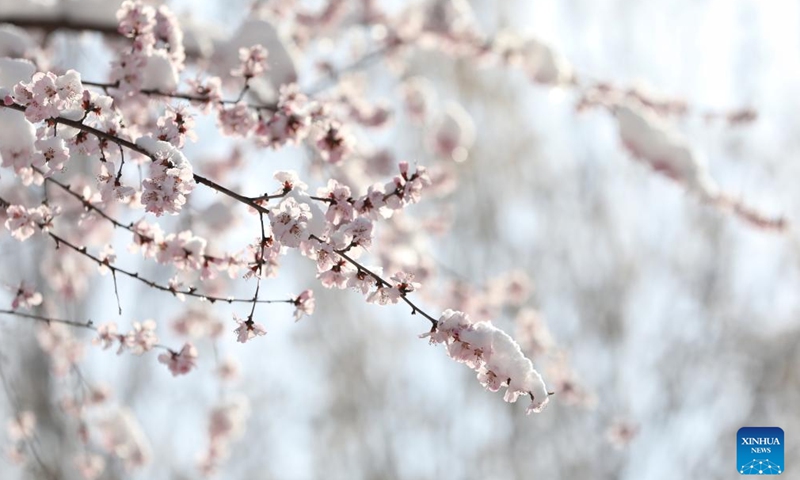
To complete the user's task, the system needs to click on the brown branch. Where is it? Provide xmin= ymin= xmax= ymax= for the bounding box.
xmin=309 ymin=235 xmax=438 ymax=328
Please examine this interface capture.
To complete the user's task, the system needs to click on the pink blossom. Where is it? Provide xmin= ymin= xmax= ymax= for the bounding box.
xmin=273 ymin=170 xmax=308 ymax=192
xmin=156 ymin=106 xmax=196 ymax=148
xmin=293 ymin=289 xmax=315 ymax=321
xmin=353 ymin=184 xmax=392 ymax=220
xmin=269 ymin=197 xmax=311 ymax=248
xmin=232 ymin=45 xmax=269 ymax=79
xmin=366 ymin=286 xmax=402 ymax=305
xmin=317 ymin=179 xmax=354 ymax=226
xmin=10 ymin=282 xmax=42 ymax=310
xmin=34 ymin=137 xmax=70 ymax=176
xmin=233 ymin=315 xmax=267 ymax=343
xmin=347 ymin=268 xmax=380 ymax=295
xmin=315 ymin=121 xmax=353 ymax=164
xmin=124 ymin=320 xmax=159 ymax=355
xmin=318 ymin=259 xmax=354 ymax=289
xmin=217 ymin=103 xmax=257 ymax=137
xmin=4 ymin=204 xmax=58 ymax=241
xmin=136 ymin=137 xmax=196 ymax=216
xmin=98 ymin=244 xmax=116 ymax=275
xmin=117 ymin=0 xmax=156 ymax=39
xmin=93 ymin=322 xmax=122 ymax=351
xmin=158 ymin=342 xmax=198 ymax=376
xmin=391 ymin=271 xmax=420 ymax=294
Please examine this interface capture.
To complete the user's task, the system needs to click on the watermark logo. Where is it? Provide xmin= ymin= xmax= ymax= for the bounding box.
xmin=738 ymin=427 xmax=784 ymax=475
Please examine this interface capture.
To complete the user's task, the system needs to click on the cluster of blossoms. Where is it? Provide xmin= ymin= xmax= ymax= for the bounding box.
xmin=94 ymin=320 xmax=159 ymax=355
xmin=2 ymin=67 xmax=83 ymax=184
xmin=10 ymin=282 xmax=43 ymax=310
xmin=425 ymin=309 xmax=550 ymax=414
xmin=93 ymin=320 xmax=197 ymax=376
xmin=135 ymin=137 xmax=196 ymax=216
xmin=11 ymin=70 xmax=83 ymax=123
xmin=129 ymin=221 xmax=211 ymax=273
xmin=4 ymin=204 xmax=58 ymax=241
xmin=157 ymin=343 xmax=198 ymax=376
xmin=232 ymin=45 xmax=269 ymax=79
xmin=129 ymin=220 xmax=241 ymax=280
xmin=156 ymin=106 xmax=197 ymax=148
xmin=113 ymin=0 xmax=185 ymax=93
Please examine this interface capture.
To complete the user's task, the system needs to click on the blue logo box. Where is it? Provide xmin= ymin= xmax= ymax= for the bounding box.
xmin=738 ymin=427 xmax=784 ymax=475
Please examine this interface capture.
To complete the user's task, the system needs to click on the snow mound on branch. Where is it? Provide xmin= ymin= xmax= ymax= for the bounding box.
xmin=616 ymin=101 xmax=718 ymax=199
xmin=0 ymin=24 xmax=36 ymax=58
xmin=0 ymin=57 xmax=35 ymax=91
xmin=140 ymin=50 xmax=179 ymax=92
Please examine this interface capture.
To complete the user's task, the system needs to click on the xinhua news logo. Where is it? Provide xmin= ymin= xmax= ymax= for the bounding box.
xmin=738 ymin=427 xmax=784 ymax=475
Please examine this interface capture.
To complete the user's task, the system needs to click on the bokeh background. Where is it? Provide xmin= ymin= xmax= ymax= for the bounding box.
xmin=1 ymin=0 xmax=799 ymax=479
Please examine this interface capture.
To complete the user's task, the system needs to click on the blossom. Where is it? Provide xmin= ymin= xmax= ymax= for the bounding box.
xmin=337 ymin=217 xmax=374 ymax=249
xmin=293 ymin=289 xmax=315 ymax=321
xmin=117 ymin=0 xmax=156 ymax=40
xmin=217 ymin=103 xmax=257 ymax=137
xmin=33 ymin=137 xmax=70 ymax=176
xmin=158 ymin=342 xmax=197 ymax=376
xmin=366 ymin=286 xmax=402 ymax=305
xmin=124 ymin=320 xmax=158 ymax=355
xmin=317 ymin=179 xmax=354 ymax=226
xmin=347 ymin=268 xmax=381 ymax=295
xmin=4 ymin=204 xmax=58 ymax=241
xmin=233 ymin=315 xmax=266 ymax=343
xmin=353 ymin=184 xmax=392 ymax=220
xmin=156 ymin=106 xmax=196 ymax=148
xmin=315 ymin=121 xmax=353 ymax=164
xmin=10 ymin=282 xmax=42 ymax=310
xmin=12 ymin=70 xmax=83 ymax=122
xmin=93 ymin=322 xmax=121 ymax=351
xmin=390 ymin=271 xmax=420 ymax=294
xmin=98 ymin=244 xmax=116 ymax=275
xmin=269 ymin=197 xmax=311 ymax=248
xmin=136 ymin=137 xmax=196 ymax=216
xmin=273 ymin=170 xmax=308 ymax=192
xmin=231 ymin=45 xmax=269 ymax=79
xmin=318 ymin=259 xmax=354 ymax=289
